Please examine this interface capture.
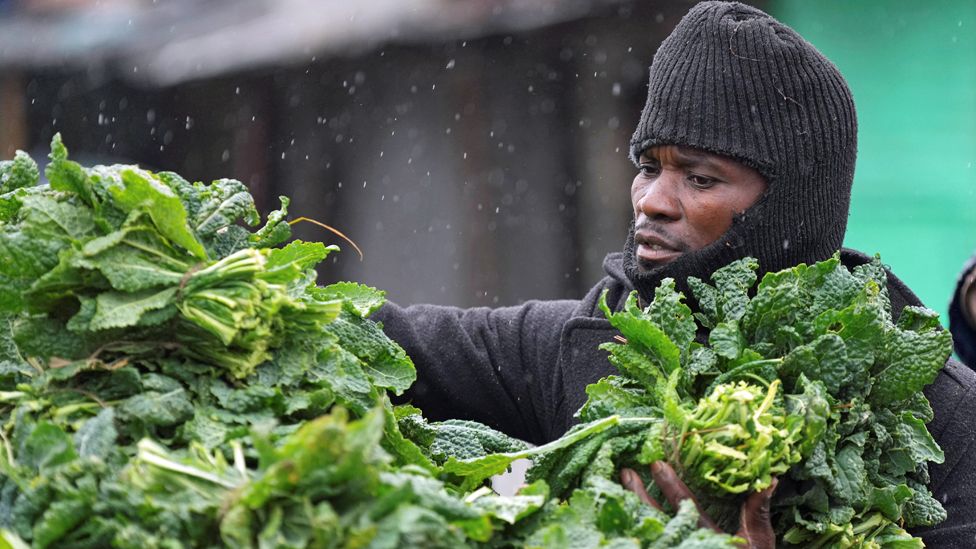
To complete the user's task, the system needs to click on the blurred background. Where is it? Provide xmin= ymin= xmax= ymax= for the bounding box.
xmin=0 ymin=0 xmax=973 ymax=322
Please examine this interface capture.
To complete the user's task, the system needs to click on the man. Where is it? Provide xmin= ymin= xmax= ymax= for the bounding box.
xmin=949 ymin=253 xmax=976 ymax=368
xmin=375 ymin=2 xmax=976 ymax=546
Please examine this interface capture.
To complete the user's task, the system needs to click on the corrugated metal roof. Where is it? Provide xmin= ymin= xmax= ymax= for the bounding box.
xmin=0 ymin=0 xmax=628 ymax=86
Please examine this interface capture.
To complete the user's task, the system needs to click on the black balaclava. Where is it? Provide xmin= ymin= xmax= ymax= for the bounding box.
xmin=624 ymin=1 xmax=858 ymax=302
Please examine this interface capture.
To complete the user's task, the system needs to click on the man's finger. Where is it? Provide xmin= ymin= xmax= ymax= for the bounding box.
xmin=736 ymin=478 xmax=778 ymax=549
xmin=650 ymin=461 xmax=722 ymax=532
xmin=620 ymin=468 xmax=664 ymax=511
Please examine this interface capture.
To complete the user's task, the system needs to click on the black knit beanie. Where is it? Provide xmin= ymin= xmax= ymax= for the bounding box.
xmin=624 ymin=1 xmax=857 ymax=302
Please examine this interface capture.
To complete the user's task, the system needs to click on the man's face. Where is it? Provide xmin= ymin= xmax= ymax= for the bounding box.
xmin=631 ymin=145 xmax=768 ymax=270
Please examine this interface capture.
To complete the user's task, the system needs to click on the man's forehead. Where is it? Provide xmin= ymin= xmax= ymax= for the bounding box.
xmin=642 ymin=145 xmax=722 ymax=167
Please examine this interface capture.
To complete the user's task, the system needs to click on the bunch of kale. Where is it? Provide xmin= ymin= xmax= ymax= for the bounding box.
xmin=435 ymin=257 xmax=950 ymax=547
xmin=0 ymin=137 xmax=448 ymax=547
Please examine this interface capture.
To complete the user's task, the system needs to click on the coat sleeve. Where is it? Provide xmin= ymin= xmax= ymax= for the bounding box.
xmin=916 ymin=359 xmax=976 ymax=547
xmin=372 ymin=299 xmax=577 ymax=444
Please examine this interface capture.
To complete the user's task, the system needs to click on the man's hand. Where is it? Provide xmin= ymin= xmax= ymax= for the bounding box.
xmin=620 ymin=461 xmax=777 ymax=549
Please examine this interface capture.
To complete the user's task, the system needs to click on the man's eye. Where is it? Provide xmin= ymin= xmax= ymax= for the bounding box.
xmin=688 ymin=175 xmax=716 ymax=189
xmin=639 ymin=164 xmax=659 ymax=176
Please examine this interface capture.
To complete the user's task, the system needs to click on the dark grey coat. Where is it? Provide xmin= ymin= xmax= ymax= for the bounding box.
xmin=376 ymin=250 xmax=976 ymax=546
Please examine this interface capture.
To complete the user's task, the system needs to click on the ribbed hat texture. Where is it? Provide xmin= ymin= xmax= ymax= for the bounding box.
xmin=623 ymin=1 xmax=858 ymax=301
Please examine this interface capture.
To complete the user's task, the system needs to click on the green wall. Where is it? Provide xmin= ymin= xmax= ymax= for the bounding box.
xmin=771 ymin=0 xmax=976 ymax=323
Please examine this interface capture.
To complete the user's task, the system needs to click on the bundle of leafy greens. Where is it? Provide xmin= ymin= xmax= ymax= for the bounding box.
xmin=0 ymin=138 xmax=736 ymax=548
xmin=434 ymin=257 xmax=950 ymax=547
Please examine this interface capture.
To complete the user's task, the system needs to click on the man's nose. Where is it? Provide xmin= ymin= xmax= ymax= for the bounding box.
xmin=637 ymin=172 xmax=681 ymax=221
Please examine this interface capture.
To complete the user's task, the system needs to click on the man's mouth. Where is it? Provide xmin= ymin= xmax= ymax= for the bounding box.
xmin=634 ymin=230 xmax=685 ymax=267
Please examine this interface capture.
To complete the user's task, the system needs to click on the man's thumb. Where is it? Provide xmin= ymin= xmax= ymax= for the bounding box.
xmin=737 ymin=478 xmax=778 ymax=547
